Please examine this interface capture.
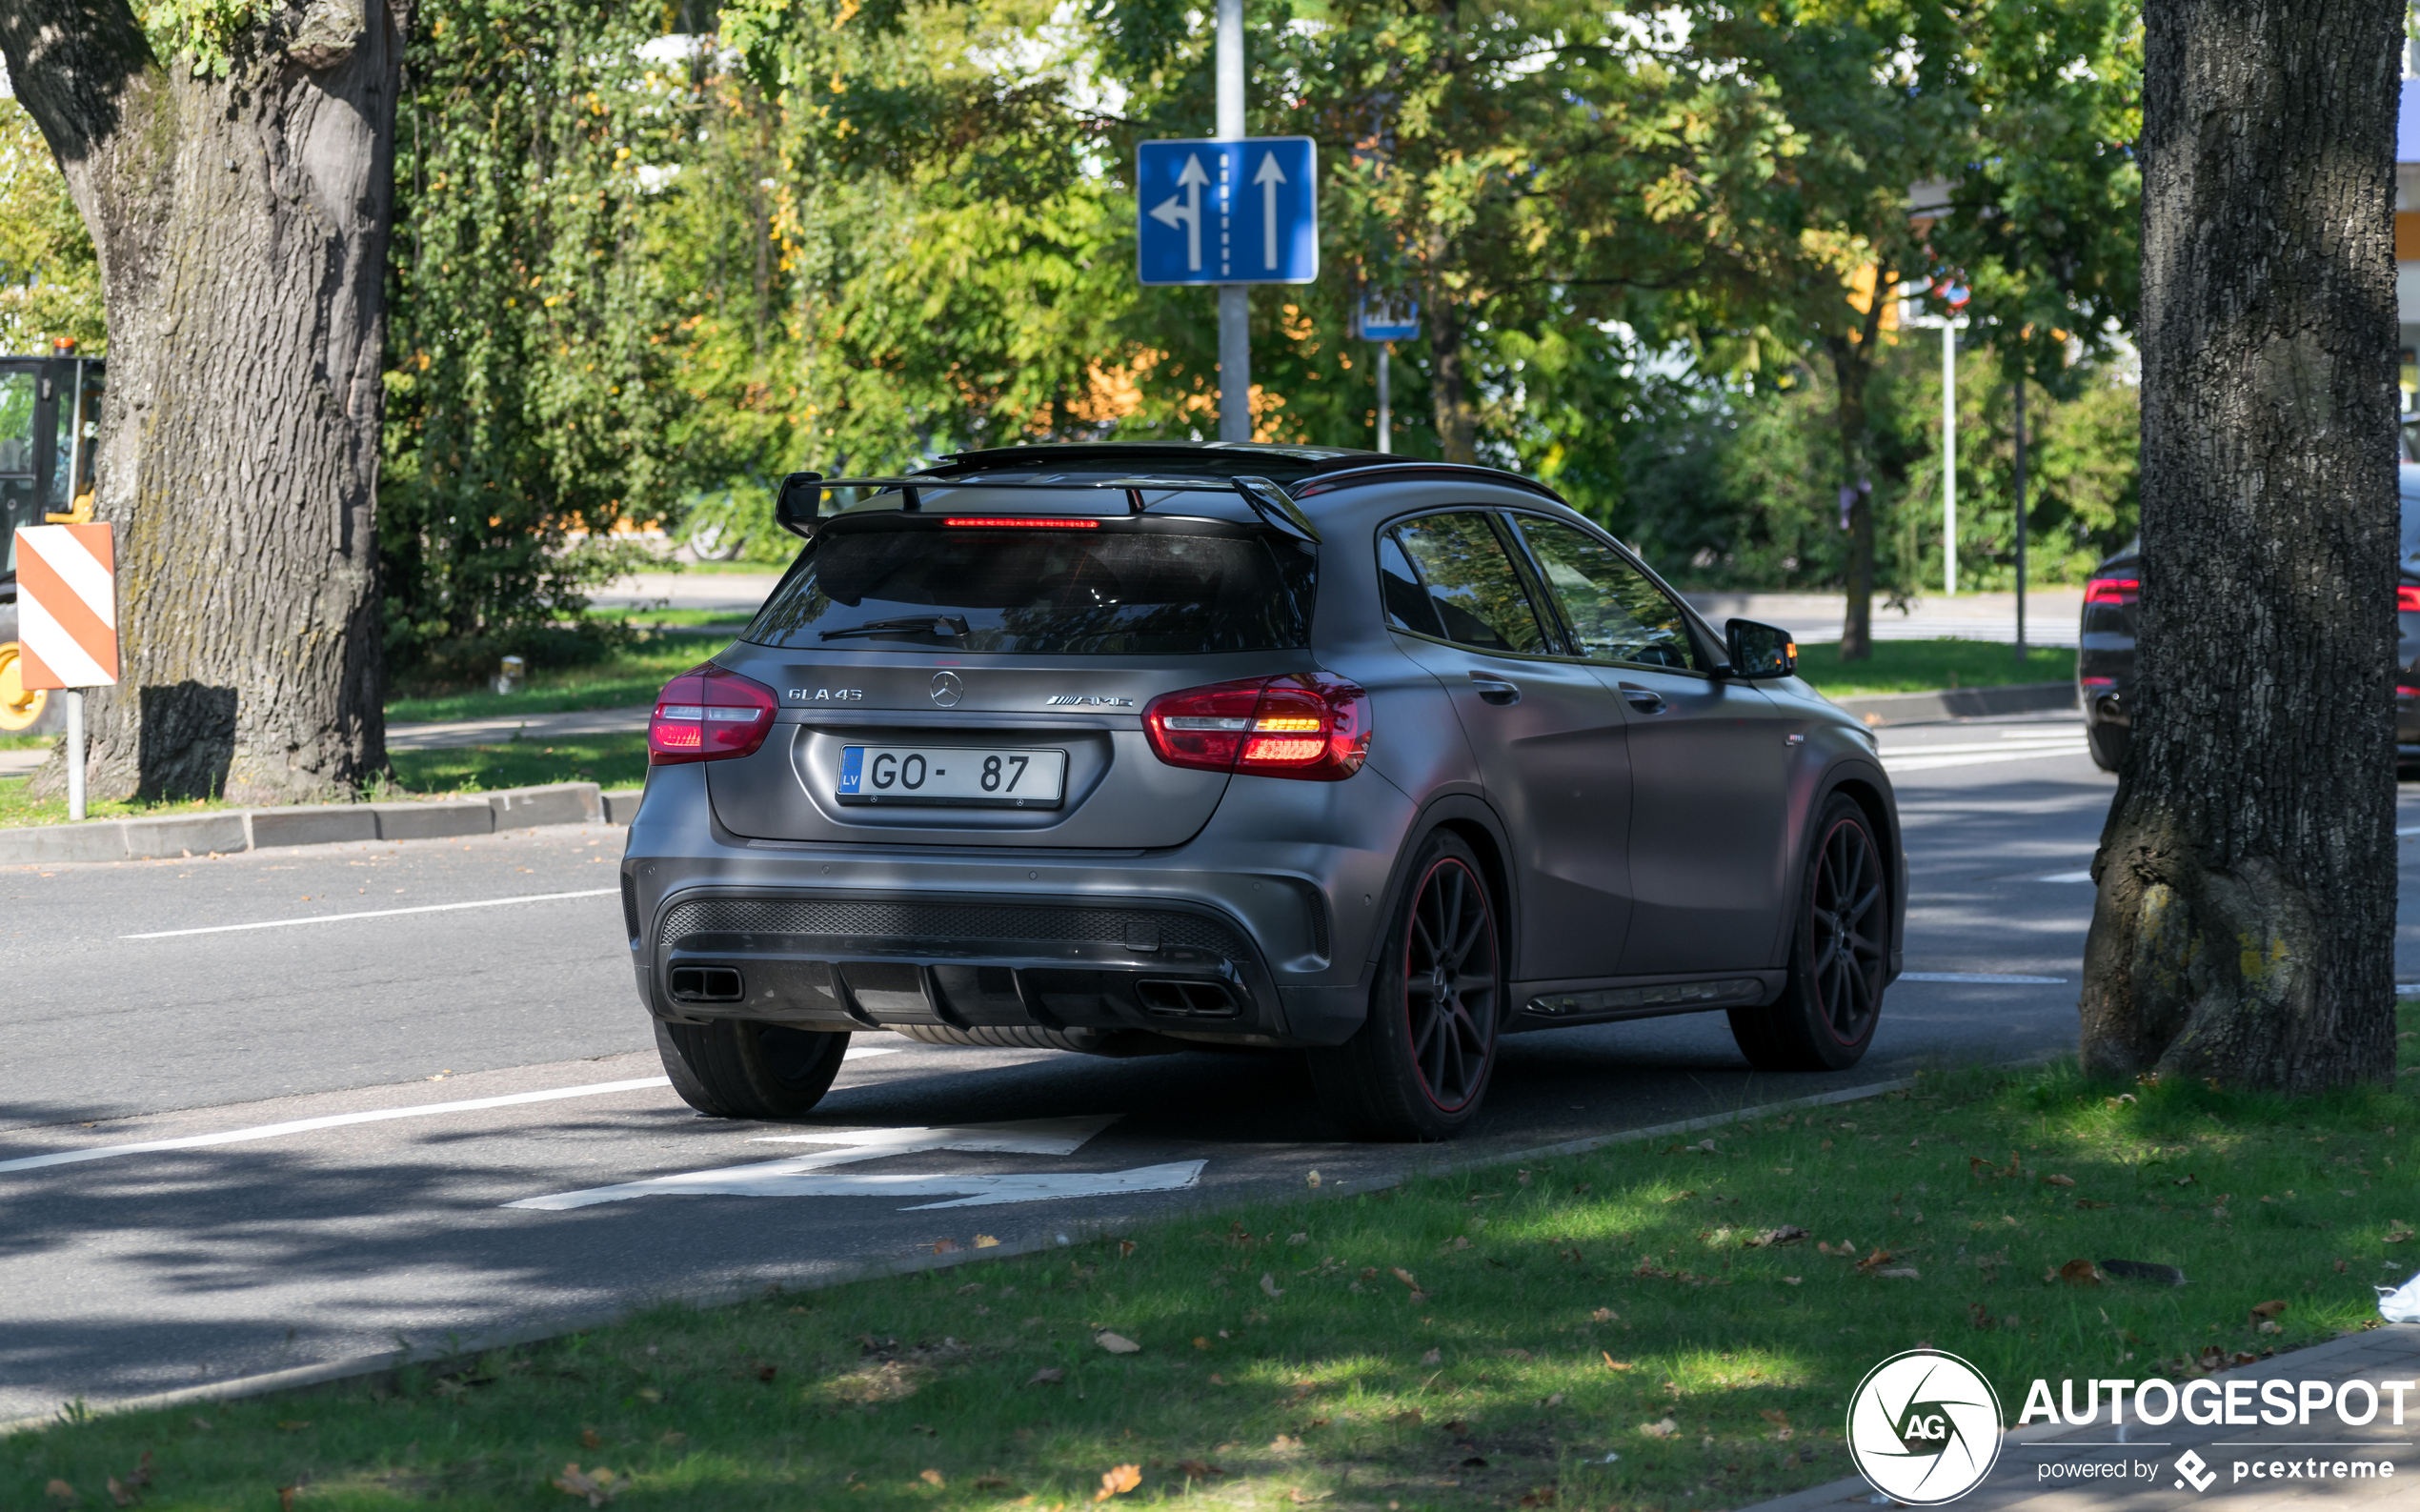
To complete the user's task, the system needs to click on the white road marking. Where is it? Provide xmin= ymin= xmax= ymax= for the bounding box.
xmin=1882 ymin=741 xmax=2090 ymax=774
xmin=0 ymin=1077 xmax=674 ymax=1174
xmin=505 ymin=1115 xmax=1128 ymax=1211
xmin=1897 ymin=972 xmax=2067 ymax=985
xmin=2033 ymin=869 xmax=2095 ymax=883
xmin=841 ymin=1045 xmax=901 ymax=1061
xmin=2399 ymin=826 xmax=2420 ymax=837
xmin=713 ymin=1160 xmax=1211 ymax=1210
xmin=2400 ymin=984 xmax=2420 ymax=996
xmin=123 ymin=888 xmax=620 ymax=939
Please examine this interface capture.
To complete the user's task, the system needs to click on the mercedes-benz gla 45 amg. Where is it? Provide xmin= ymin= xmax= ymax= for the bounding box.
xmin=621 ymin=443 xmax=1905 ymax=1139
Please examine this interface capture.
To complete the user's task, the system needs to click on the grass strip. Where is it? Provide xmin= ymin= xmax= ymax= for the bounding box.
xmin=1790 ymin=639 xmax=2075 ymax=698
xmin=10 ymin=1038 xmax=2416 ymax=1510
xmin=387 ymin=734 xmax=650 ymax=795
xmin=384 ymin=641 xmax=715 ymax=725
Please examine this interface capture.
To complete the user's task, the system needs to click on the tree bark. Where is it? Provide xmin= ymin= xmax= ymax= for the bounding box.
xmin=1427 ymin=291 xmax=1480 ymax=464
xmin=0 ymin=0 xmax=398 ymax=805
xmin=2079 ymin=0 xmax=2401 ymax=1093
xmin=1827 ymin=280 xmax=1889 ymax=661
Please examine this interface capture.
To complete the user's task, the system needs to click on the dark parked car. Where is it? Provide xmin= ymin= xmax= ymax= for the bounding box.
xmin=620 ymin=444 xmax=1905 ymax=1139
xmin=2080 ymin=462 xmax=2420 ymax=775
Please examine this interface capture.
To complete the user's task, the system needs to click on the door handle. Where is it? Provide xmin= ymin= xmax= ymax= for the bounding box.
xmin=1617 ymin=681 xmax=1665 ymax=714
xmin=1469 ymin=673 xmax=1521 ymax=706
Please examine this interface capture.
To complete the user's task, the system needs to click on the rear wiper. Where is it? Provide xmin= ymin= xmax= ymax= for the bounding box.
xmin=818 ymin=615 xmax=970 ymax=642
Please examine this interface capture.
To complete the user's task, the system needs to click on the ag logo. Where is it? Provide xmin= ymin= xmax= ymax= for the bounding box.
xmin=1845 ymin=1350 xmax=2003 ymax=1504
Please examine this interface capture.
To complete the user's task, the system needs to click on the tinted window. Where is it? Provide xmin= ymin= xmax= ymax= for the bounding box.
xmin=1513 ymin=516 xmax=1697 ymax=670
xmin=2402 ymin=478 xmax=2420 ymax=575
xmin=1388 ymin=513 xmax=1549 ymax=654
xmin=1377 ymin=533 xmax=1443 ymax=637
xmin=744 ymin=525 xmax=1315 ymax=655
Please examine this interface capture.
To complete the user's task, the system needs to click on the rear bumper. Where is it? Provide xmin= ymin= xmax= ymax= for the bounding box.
xmin=619 ymin=762 xmax=1410 ymax=1048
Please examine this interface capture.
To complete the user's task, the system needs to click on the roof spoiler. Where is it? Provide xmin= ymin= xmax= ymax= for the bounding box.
xmin=772 ymin=472 xmax=1320 ymax=545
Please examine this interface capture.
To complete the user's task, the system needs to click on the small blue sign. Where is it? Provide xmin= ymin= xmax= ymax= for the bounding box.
xmin=1357 ymin=295 xmax=1420 ymax=342
xmin=1137 ymin=137 xmax=1318 ymax=286
xmin=837 ymin=746 xmax=864 ymax=796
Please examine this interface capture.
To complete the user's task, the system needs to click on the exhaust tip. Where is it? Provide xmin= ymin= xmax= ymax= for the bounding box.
xmin=670 ymin=965 xmax=745 ymax=1003
xmin=1136 ymin=978 xmax=1239 ymax=1018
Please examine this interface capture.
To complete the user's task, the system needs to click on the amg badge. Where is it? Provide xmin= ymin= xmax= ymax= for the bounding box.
xmin=1043 ymin=694 xmax=1135 ymax=707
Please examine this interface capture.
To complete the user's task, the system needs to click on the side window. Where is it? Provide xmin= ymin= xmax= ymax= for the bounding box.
xmin=1512 ymin=516 xmax=1698 ymax=670
xmin=1388 ymin=512 xmax=1550 ymax=655
xmin=1377 ymin=533 xmax=1444 ymax=637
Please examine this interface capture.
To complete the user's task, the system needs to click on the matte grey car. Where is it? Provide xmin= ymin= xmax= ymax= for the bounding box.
xmin=620 ymin=443 xmax=1905 ymax=1139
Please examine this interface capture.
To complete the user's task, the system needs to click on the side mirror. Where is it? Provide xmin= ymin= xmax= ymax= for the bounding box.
xmin=774 ymin=472 xmax=823 ymax=538
xmin=1725 ymin=618 xmax=1796 ymax=678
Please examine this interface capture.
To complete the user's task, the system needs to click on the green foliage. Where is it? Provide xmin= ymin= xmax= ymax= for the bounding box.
xmin=0 ymin=99 xmax=104 ymax=354
xmin=137 ymin=0 xmax=273 ymax=76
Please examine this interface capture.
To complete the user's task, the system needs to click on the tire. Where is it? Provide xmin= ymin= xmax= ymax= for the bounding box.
xmin=1308 ymin=831 xmax=1502 ymax=1140
xmin=1726 ymin=794 xmax=1887 ymax=1072
xmin=2086 ymin=720 xmax=2128 ymax=773
xmin=654 ymin=1018 xmax=851 ymax=1119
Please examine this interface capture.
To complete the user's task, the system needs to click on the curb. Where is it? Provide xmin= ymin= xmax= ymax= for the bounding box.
xmin=0 ymin=783 xmax=647 ymax=864
xmin=0 ymin=1075 xmax=1926 ymax=1436
xmin=1831 ymin=682 xmax=2076 ymax=725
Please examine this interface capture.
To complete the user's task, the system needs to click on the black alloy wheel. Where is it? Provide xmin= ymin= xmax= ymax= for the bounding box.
xmin=655 ymin=1018 xmax=852 ymax=1119
xmin=1309 ymin=830 xmax=1502 ymax=1140
xmin=1727 ymin=793 xmax=1888 ymax=1072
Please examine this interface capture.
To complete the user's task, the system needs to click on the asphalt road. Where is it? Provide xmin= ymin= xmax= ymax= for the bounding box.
xmin=4 ymin=717 xmax=2414 ymax=1422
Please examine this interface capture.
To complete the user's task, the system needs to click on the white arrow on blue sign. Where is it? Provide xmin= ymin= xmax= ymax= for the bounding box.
xmin=1138 ymin=136 xmax=1318 ymax=286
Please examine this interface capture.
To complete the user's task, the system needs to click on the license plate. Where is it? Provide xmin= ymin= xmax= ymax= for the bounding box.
xmin=835 ymin=745 xmax=1068 ymax=808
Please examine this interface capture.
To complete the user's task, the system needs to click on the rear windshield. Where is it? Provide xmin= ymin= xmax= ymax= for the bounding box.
xmin=742 ymin=524 xmax=1317 ymax=655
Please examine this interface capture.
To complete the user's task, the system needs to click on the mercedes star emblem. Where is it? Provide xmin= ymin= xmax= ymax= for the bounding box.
xmin=930 ymin=671 xmax=963 ymax=707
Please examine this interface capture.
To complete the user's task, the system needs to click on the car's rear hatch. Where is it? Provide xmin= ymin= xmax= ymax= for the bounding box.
xmin=701 ymin=484 xmax=1321 ymax=849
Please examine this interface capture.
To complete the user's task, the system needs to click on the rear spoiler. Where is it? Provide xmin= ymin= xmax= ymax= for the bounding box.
xmin=772 ymin=472 xmax=1320 ymax=546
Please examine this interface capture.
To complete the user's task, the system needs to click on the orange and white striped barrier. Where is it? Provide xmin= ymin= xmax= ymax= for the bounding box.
xmin=16 ymin=523 xmax=117 ymax=691
xmin=14 ymin=523 xmax=115 ymax=821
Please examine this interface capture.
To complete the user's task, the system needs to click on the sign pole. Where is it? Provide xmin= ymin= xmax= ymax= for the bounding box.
xmin=65 ymin=688 xmax=84 ymax=821
xmin=1376 ymin=342 xmax=1392 ymax=454
xmin=1941 ymin=322 xmax=1957 ymax=597
xmin=1215 ymin=0 xmax=1249 ymax=443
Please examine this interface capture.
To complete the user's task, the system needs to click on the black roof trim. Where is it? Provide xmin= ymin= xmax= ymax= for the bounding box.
xmin=1291 ymin=461 xmax=1568 ymax=506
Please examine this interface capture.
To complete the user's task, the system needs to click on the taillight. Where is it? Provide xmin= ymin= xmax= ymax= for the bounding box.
xmin=2085 ymin=576 xmax=2139 ymax=605
xmin=1143 ymin=674 xmax=1371 ymax=781
xmin=2398 ymin=583 xmax=2420 ymax=614
xmin=2079 ymin=676 xmax=2116 ymax=690
xmin=648 ymin=665 xmax=778 ymax=765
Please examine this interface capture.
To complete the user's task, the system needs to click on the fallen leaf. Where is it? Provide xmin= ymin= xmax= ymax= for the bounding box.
xmin=1260 ymin=1273 xmax=1284 ymax=1298
xmin=756 ymin=1364 xmax=777 ymax=1383
xmin=1028 ymin=1367 xmax=1065 ymax=1385
xmin=44 ymin=1481 xmax=78 ymax=1508
xmin=1420 ymin=1348 xmax=1442 ymax=1365
xmin=635 ymin=1387 xmax=660 ymax=1404
xmin=2076 ymin=1200 xmax=2113 ymax=1209
xmin=189 ymin=1418 xmax=212 ymax=1431
xmin=958 ymin=1283 xmax=985 ymax=1296
xmin=932 ymin=1239 xmax=958 ymax=1254
xmin=553 ymin=1462 xmax=621 ymax=1507
xmin=1119 ymin=1240 xmax=1138 ymax=1259
xmin=1639 ymin=1417 xmax=1680 ymax=1439
xmin=1590 ymin=1306 xmax=1617 ymax=1322
xmin=920 ymin=1470 xmax=946 ymax=1488
xmin=1288 ymin=1232 xmax=1309 ymax=1245
xmin=1097 ymin=1331 xmax=1142 ymax=1355
xmin=974 ymin=1234 xmax=1000 ymax=1248
xmin=1392 ymin=1408 xmax=1424 ymax=1426
xmin=1603 ymin=1353 xmax=1633 ymax=1371
xmin=1306 ymin=1169 xmax=1321 ymax=1188
xmin=1095 ymin=1462 xmax=1142 ymax=1501
xmin=1876 ymin=1266 xmax=1921 ymax=1280
xmin=975 ymin=1473 xmax=1013 ymax=1489
xmin=2058 ymin=1259 xmax=2103 ymax=1286
xmin=2257 ymin=1320 xmax=2282 ymax=1336
xmin=1747 ymin=1224 xmax=1809 ymax=1248
xmin=277 ymin=1491 xmax=294 ymax=1512
xmin=1270 ymin=1434 xmax=1302 ymax=1451
xmin=581 ymin=1428 xmax=604 ymax=1449
xmin=2044 ymin=1174 xmax=2076 ymax=1187
xmin=1542 ymin=1392 xmax=1564 ymax=1407
xmin=1391 ymin=1266 xmax=1421 ymax=1290
xmin=2249 ymin=1300 xmax=2289 ymax=1320
xmin=1782 ymin=1276 xmax=1802 ymax=1285
xmin=1177 ymin=1460 xmax=1228 ymax=1478
xmin=1193 ymin=1336 xmax=1211 ymax=1349
xmin=1208 ymin=1373 xmax=1227 ymax=1385
xmin=1518 ymin=1488 xmax=1557 ymax=1507
xmin=659 ymin=1432 xmax=687 ymax=1446
xmin=105 ymin=1478 xmax=132 ymax=1509
xmin=2388 ymin=1222 xmax=2415 ymax=1244
xmin=277 ymin=1420 xmax=311 ymax=1432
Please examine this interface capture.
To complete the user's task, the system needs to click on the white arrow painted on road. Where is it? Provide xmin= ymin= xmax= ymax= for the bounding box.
xmin=1149 ymin=154 xmax=1209 ymax=272
xmin=1252 ymin=151 xmax=1286 ymax=270
xmin=502 ymin=1115 xmax=1204 ymax=1211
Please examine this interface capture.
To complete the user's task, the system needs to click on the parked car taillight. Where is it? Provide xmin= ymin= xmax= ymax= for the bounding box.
xmin=2398 ymin=583 xmax=2420 ymax=614
xmin=649 ymin=665 xmax=778 ymax=765
xmin=1143 ymin=674 xmax=1371 ymax=780
xmin=2085 ymin=576 xmax=2139 ymax=605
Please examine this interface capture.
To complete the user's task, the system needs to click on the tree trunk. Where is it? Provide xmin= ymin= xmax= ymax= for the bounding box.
xmin=1428 ymin=292 xmax=1480 ymax=464
xmin=1 ymin=0 xmax=398 ymax=805
xmin=2079 ymin=0 xmax=2401 ymax=1093
xmin=1827 ymin=292 xmax=1886 ymax=661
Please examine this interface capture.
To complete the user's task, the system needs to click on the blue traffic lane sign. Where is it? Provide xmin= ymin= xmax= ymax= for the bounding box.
xmin=1357 ymin=295 xmax=1420 ymax=341
xmin=1137 ymin=137 xmax=1318 ymax=286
